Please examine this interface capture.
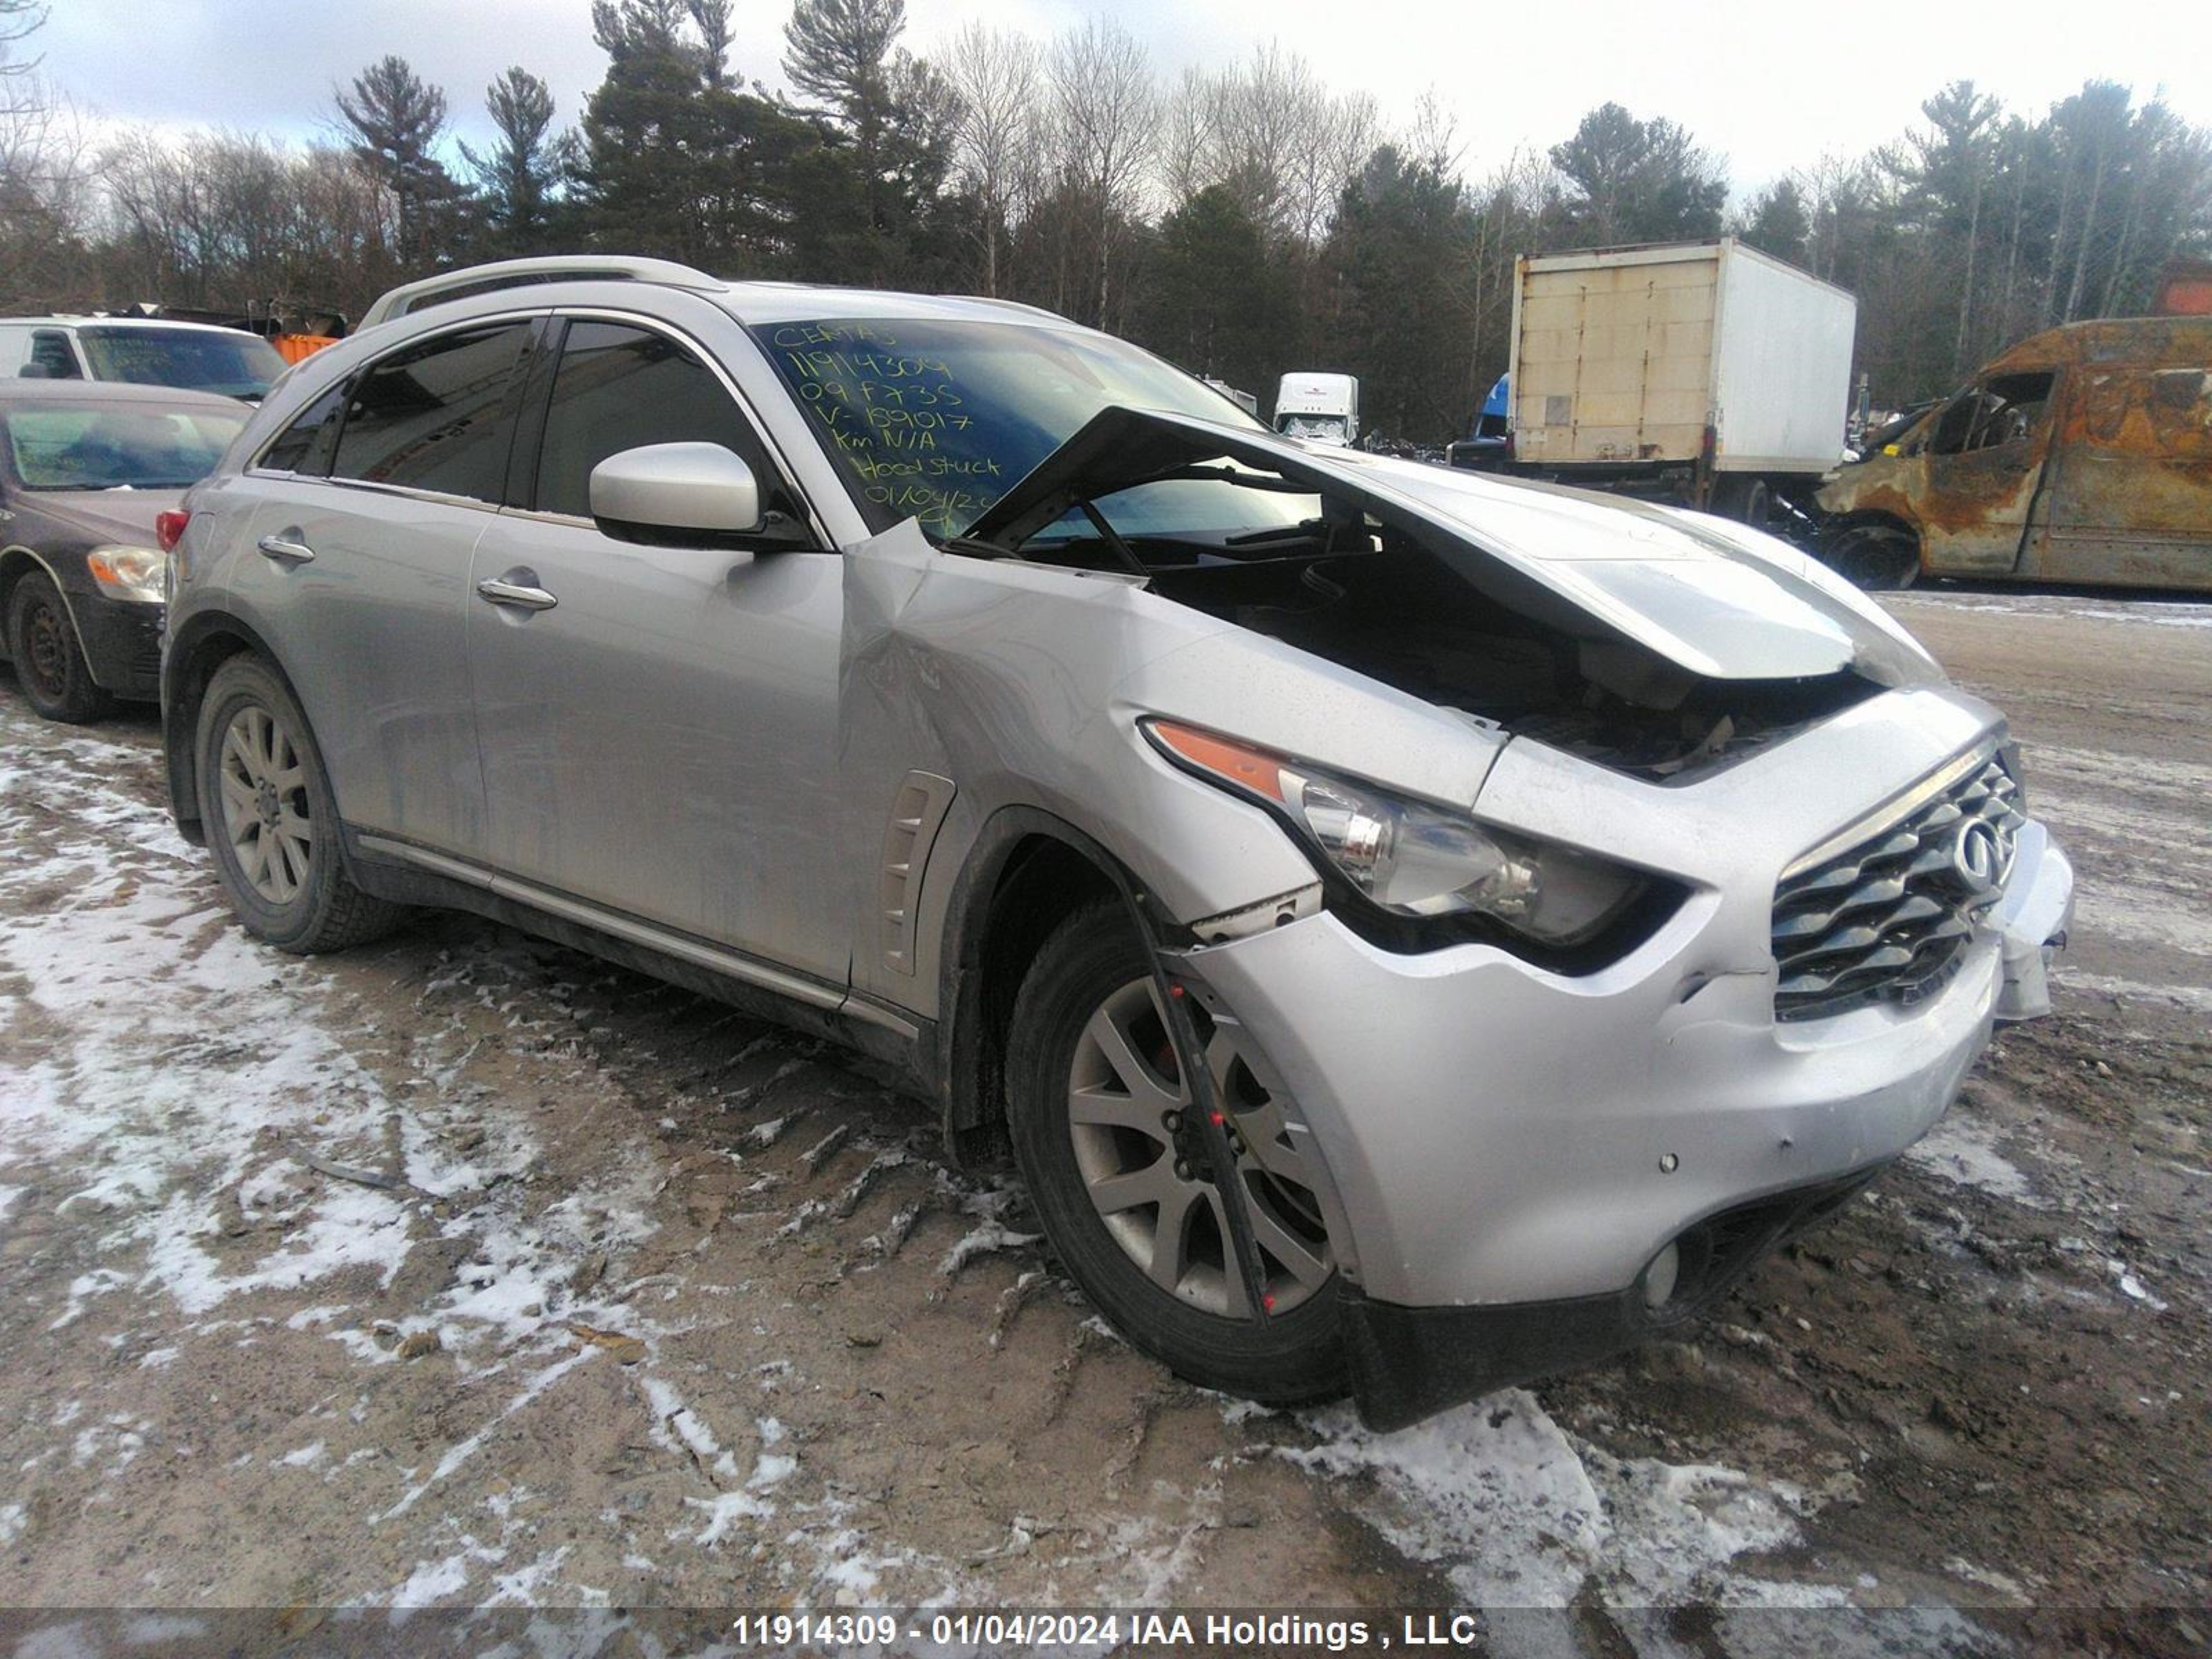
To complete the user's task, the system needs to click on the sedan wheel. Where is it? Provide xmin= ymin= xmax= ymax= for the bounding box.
xmin=215 ymin=703 xmax=315 ymax=904
xmin=5 ymin=572 xmax=113 ymax=724
xmin=1069 ymin=977 xmax=1334 ymax=1318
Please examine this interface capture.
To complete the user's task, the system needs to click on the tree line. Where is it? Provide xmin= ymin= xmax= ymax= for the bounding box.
xmin=3 ymin=0 xmax=2206 ymax=440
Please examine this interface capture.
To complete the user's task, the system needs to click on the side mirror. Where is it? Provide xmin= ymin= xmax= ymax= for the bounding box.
xmin=589 ymin=442 xmax=767 ymax=546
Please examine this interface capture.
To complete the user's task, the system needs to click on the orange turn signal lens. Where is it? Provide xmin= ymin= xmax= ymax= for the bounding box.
xmin=1146 ymin=720 xmax=1291 ymax=803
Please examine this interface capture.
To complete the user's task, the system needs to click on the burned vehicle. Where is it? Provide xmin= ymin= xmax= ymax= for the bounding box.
xmin=1819 ymin=317 xmax=2212 ymax=590
xmin=160 ymin=257 xmax=2074 ymax=1430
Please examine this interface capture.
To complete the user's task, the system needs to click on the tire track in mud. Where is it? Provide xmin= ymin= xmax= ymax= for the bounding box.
xmin=6 ymin=601 xmax=2208 ymax=1650
xmin=0 ymin=692 xmax=1443 ymax=1618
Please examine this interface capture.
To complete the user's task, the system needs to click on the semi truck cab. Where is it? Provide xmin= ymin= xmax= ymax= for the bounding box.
xmin=1274 ymin=373 xmax=1360 ymax=447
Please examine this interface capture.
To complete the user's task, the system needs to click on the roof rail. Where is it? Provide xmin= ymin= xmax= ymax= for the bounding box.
xmin=357 ymin=256 xmax=722 ymax=330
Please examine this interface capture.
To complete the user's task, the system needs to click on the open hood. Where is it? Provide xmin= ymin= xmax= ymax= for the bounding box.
xmin=964 ymin=409 xmax=1939 ymax=688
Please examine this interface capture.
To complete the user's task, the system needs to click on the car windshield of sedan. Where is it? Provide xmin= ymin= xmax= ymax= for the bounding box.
xmin=753 ymin=317 xmax=1315 ymax=543
xmin=3 ymin=404 xmax=247 ymax=491
xmin=77 ymin=327 xmax=285 ymax=400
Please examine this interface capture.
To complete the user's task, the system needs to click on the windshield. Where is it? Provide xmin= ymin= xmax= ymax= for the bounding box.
xmin=752 ymin=317 xmax=1287 ymax=539
xmin=77 ymin=327 xmax=285 ymax=400
xmin=1278 ymin=413 xmax=1348 ymax=443
xmin=3 ymin=403 xmax=246 ymax=490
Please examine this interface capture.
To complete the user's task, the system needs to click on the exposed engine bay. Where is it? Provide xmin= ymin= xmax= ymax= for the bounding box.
xmin=982 ymin=521 xmax=1879 ymax=782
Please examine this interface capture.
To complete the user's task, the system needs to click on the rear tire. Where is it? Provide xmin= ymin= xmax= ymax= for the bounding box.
xmin=1710 ymin=476 xmax=1772 ymax=528
xmin=1007 ymin=902 xmax=1346 ymax=1405
xmin=195 ymin=655 xmax=406 ymax=953
xmin=6 ymin=572 xmax=114 ymax=724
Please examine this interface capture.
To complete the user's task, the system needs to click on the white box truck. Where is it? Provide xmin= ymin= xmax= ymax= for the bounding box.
xmin=1504 ymin=238 xmax=1857 ymax=522
xmin=1273 ymin=373 xmax=1359 ymax=447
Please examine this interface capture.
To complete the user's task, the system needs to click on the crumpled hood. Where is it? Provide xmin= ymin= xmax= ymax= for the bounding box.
xmin=19 ymin=488 xmax=182 ymax=547
xmin=964 ymin=408 xmax=1942 ymax=687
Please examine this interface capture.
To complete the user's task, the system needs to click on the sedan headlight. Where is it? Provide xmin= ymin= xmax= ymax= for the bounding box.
xmin=86 ymin=546 xmax=167 ymax=605
xmin=1144 ymin=719 xmax=1648 ymax=946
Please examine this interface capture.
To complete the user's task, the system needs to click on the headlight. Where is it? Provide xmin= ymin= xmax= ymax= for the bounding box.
xmin=1144 ymin=719 xmax=1648 ymax=946
xmin=86 ymin=546 xmax=167 ymax=605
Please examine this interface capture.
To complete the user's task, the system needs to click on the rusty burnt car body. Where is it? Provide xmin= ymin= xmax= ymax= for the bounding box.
xmin=1816 ymin=316 xmax=2212 ymax=590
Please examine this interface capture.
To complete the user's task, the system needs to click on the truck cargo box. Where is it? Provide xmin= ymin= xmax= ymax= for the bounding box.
xmin=1508 ymin=239 xmax=1857 ymax=482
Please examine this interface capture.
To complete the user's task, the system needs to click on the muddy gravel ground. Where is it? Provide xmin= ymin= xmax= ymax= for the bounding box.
xmin=1 ymin=589 xmax=2206 ymax=1657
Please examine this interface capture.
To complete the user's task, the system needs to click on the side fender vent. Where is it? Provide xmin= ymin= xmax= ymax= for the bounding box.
xmin=879 ymin=771 xmax=956 ymax=975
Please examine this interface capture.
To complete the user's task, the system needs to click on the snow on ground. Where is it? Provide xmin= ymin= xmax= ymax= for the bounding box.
xmin=1906 ymin=1113 xmax=2038 ymax=1205
xmin=1281 ymin=1391 xmax=1846 ymax=1611
xmin=1886 ymin=591 xmax=2212 ymax=630
xmin=2 ymin=708 xmax=1859 ymax=1627
xmin=9 ymin=656 xmax=2202 ymax=1640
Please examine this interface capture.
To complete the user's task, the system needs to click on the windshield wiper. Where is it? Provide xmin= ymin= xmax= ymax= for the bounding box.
xmin=1132 ymin=462 xmax=1315 ymax=494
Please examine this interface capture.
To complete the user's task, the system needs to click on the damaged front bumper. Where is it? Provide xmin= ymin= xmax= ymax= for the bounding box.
xmin=1338 ymin=1165 xmax=1884 ymax=1432
xmin=1182 ymin=796 xmax=2075 ymax=1432
xmin=1993 ymin=819 xmax=2074 ymax=1021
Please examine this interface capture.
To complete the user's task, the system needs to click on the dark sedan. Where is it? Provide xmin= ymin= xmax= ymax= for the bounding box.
xmin=0 ymin=379 xmax=246 ymax=722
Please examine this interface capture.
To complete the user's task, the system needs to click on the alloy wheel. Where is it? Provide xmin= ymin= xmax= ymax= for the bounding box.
xmin=1066 ymin=977 xmax=1333 ymax=1319
xmin=216 ymin=703 xmax=314 ymax=904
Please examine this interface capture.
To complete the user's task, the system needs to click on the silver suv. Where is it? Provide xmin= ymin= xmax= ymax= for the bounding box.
xmin=162 ymin=256 xmax=2074 ymax=1430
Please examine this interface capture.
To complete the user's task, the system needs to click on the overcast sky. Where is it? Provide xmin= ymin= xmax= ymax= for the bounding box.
xmin=28 ymin=0 xmax=2212 ymax=191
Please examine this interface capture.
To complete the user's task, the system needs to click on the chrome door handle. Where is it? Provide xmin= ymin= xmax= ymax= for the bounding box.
xmin=256 ymin=532 xmax=315 ymax=565
xmin=476 ymin=577 xmax=559 ymax=612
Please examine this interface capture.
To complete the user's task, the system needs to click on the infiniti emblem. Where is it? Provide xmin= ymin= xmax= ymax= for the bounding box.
xmin=1948 ymin=818 xmax=2003 ymax=896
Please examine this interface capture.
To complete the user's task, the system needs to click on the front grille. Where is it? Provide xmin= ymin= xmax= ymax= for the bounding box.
xmin=1772 ymin=753 xmax=2023 ymax=1021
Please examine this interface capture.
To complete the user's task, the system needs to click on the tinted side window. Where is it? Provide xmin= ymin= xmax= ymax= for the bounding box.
xmin=533 ymin=321 xmax=772 ymax=520
xmin=330 ymin=322 xmax=529 ymax=501
xmin=261 ymin=381 xmax=349 ymax=475
xmin=29 ymin=331 xmax=82 ymax=380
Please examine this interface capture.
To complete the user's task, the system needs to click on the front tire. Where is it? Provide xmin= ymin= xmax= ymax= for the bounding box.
xmin=195 ymin=655 xmax=405 ymax=953
xmin=6 ymin=572 xmax=113 ymax=724
xmin=1827 ymin=523 xmax=1920 ymax=590
xmin=1008 ymin=903 xmax=1345 ymax=1405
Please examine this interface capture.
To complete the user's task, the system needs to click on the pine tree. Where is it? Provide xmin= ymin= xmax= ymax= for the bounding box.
xmin=460 ymin=68 xmax=572 ymax=255
xmin=572 ymin=0 xmax=821 ymax=272
xmin=1138 ymin=184 xmax=1289 ymax=399
xmin=1738 ymin=179 xmax=1811 ymax=265
xmin=334 ymin=55 xmax=462 ymax=268
xmin=1326 ymin=144 xmax=1481 ymax=438
xmin=1549 ymin=103 xmax=1727 ymax=245
xmin=781 ymin=0 xmax=952 ymax=283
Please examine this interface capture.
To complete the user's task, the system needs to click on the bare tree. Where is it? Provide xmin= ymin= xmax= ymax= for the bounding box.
xmin=1 ymin=0 xmax=48 ymax=115
xmin=1043 ymin=18 xmax=1154 ymax=325
xmin=1284 ymin=82 xmax=1374 ymax=249
xmin=1155 ymin=46 xmax=1371 ymax=248
xmin=1155 ymin=65 xmax=1218 ymax=212
xmin=0 ymin=73 xmax=93 ymax=308
xmin=941 ymin=21 xmax=1042 ymax=295
xmin=100 ymin=127 xmax=402 ymax=320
